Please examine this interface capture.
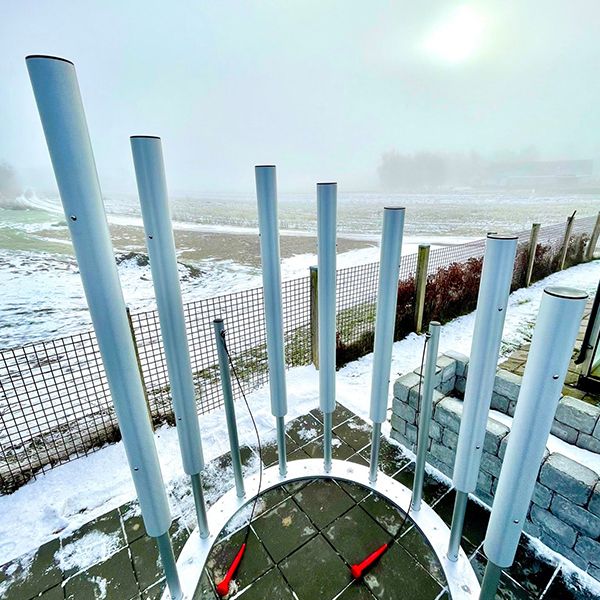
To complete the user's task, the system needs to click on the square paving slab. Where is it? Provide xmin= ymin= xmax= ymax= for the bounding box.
xmin=293 ymin=479 xmax=355 ymax=529
xmin=279 ymin=534 xmax=350 ymax=600
xmin=363 ymin=541 xmax=443 ymax=600
xmin=252 ymin=497 xmax=317 ymax=563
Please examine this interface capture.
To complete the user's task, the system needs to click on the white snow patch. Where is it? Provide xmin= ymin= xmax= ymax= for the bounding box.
xmin=489 ymin=410 xmax=600 ymax=475
xmin=54 ymin=530 xmax=121 ymax=574
xmin=0 ymin=551 xmax=35 ymax=596
xmin=90 ymin=576 xmax=108 ymax=599
xmin=296 ymin=427 xmax=317 ymax=442
xmin=527 ymin=536 xmax=600 ymax=596
xmin=220 ymin=504 xmax=253 ymax=538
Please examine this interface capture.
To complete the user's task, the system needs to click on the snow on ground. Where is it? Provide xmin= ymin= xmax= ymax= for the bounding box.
xmin=54 ymin=530 xmax=122 ymax=573
xmin=490 ymin=410 xmax=600 ymax=476
xmin=0 ymin=260 xmax=598 ymax=566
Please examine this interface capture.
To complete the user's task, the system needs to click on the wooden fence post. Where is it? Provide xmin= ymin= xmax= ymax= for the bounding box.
xmin=309 ymin=266 xmax=319 ymax=369
xmin=586 ymin=211 xmax=600 ymax=261
xmin=558 ymin=211 xmax=576 ymax=271
xmin=525 ymin=223 xmax=540 ymax=287
xmin=126 ymin=307 xmax=153 ymax=421
xmin=414 ymin=244 xmax=430 ymax=333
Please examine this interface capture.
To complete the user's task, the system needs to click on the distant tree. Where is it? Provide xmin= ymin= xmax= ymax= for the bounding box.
xmin=378 ymin=150 xmax=409 ymax=189
xmin=378 ymin=147 xmax=546 ymax=190
xmin=0 ymin=162 xmax=20 ymax=199
xmin=378 ymin=150 xmax=448 ymax=190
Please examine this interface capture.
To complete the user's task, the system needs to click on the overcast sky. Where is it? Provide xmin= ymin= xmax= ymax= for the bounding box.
xmin=2 ymin=1 xmax=600 ymax=192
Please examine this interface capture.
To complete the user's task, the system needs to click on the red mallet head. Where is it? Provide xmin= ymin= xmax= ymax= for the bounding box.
xmin=216 ymin=543 xmax=247 ymax=597
xmin=350 ymin=543 xmax=389 ymax=579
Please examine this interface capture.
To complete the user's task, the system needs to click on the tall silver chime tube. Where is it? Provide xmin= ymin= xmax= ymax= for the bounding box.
xmin=368 ymin=207 xmax=405 ymax=483
xmin=130 ymin=136 xmax=209 ymax=538
xmin=317 ymin=182 xmax=337 ymax=472
xmin=255 ymin=166 xmax=288 ymax=476
xmin=26 ymin=56 xmax=181 ymax=599
xmin=480 ymin=287 xmax=587 ymax=600
xmin=448 ymin=234 xmax=517 ymax=561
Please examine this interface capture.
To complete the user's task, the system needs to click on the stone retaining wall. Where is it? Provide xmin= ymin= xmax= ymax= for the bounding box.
xmin=390 ymin=352 xmax=600 ymax=581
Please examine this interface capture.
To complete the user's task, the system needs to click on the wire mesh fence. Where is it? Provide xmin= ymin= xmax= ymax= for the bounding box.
xmin=0 ymin=214 xmax=596 ymax=492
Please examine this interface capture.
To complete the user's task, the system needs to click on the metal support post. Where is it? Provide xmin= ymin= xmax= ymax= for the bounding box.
xmin=368 ymin=422 xmax=382 ymax=484
xmin=479 ymin=562 xmax=503 ymax=600
xmin=411 ymin=321 xmax=441 ymax=512
xmin=213 ymin=319 xmax=245 ymax=498
xmin=447 ymin=491 xmax=468 ymax=561
xmin=156 ymin=532 xmax=183 ymax=600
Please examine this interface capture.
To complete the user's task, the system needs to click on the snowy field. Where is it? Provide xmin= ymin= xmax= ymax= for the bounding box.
xmin=0 ymin=259 xmax=598 ymax=572
xmin=2 ymin=190 xmax=597 ymax=348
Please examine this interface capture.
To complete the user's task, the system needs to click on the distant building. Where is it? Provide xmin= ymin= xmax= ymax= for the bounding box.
xmin=489 ymin=159 xmax=595 ymax=188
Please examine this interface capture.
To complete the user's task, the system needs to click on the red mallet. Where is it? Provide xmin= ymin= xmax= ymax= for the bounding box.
xmin=216 ymin=543 xmax=247 ymax=597
xmin=350 ymin=543 xmax=389 ymax=579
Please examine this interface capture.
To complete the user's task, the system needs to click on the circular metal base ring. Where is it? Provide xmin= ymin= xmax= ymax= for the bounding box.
xmin=164 ymin=458 xmax=480 ymax=599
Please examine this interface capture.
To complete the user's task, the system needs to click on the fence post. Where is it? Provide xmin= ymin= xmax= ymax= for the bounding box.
xmin=126 ymin=307 xmax=153 ymax=422
xmin=586 ymin=211 xmax=600 ymax=261
xmin=310 ymin=265 xmax=319 ymax=369
xmin=414 ymin=244 xmax=430 ymax=333
xmin=525 ymin=223 xmax=540 ymax=287
xmin=558 ymin=211 xmax=576 ymax=271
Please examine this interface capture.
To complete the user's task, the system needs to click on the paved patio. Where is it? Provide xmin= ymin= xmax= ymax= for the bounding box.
xmin=501 ymin=297 xmax=598 ymax=406
xmin=1 ymin=403 xmax=597 ymax=599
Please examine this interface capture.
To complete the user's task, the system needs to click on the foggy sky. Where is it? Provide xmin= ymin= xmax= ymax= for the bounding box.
xmin=1 ymin=1 xmax=600 ymax=193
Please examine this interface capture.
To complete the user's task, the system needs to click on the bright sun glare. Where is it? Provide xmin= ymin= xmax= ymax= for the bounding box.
xmin=424 ymin=5 xmax=486 ymax=63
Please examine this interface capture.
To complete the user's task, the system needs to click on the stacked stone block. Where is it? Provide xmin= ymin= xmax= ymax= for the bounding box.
xmin=390 ymin=351 xmax=600 ymax=581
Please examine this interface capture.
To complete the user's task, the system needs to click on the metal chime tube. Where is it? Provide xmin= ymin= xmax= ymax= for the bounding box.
xmin=411 ymin=321 xmax=441 ymax=512
xmin=368 ymin=207 xmax=405 ymax=483
xmin=447 ymin=234 xmax=517 ymax=561
xmin=26 ymin=56 xmax=181 ymax=599
xmin=317 ymin=183 xmax=337 ymax=472
xmin=213 ymin=319 xmax=245 ymax=498
xmin=255 ymin=166 xmax=288 ymax=476
xmin=480 ymin=287 xmax=587 ymax=600
xmin=130 ymin=136 xmax=209 ymax=538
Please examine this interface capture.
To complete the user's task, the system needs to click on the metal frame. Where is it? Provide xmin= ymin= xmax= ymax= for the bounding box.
xmin=166 ymin=459 xmax=480 ymax=600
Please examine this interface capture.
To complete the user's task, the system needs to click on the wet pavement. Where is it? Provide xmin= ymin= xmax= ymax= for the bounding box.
xmin=1 ymin=403 xmax=596 ymax=599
